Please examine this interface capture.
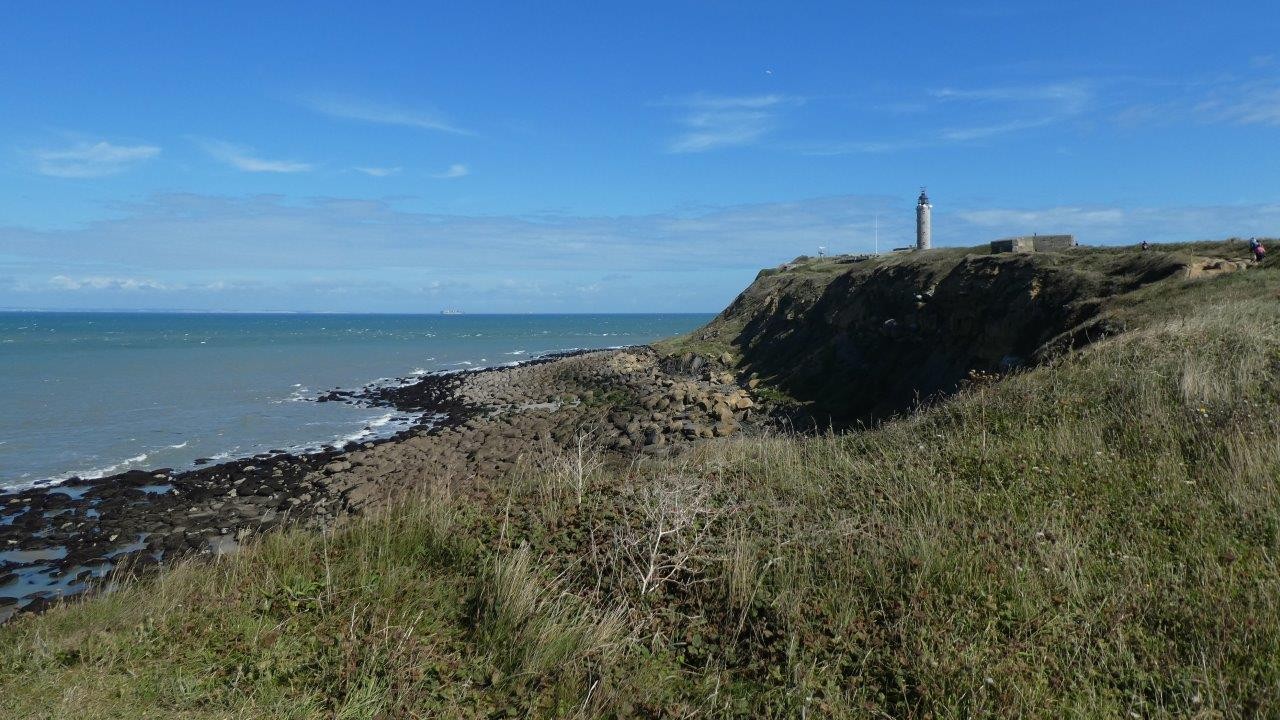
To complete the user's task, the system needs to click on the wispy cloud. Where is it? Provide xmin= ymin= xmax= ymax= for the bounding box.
xmin=354 ymin=166 xmax=401 ymax=177
xmin=801 ymin=139 xmax=927 ymax=155
xmin=433 ymin=163 xmax=469 ymax=179
xmin=32 ymin=141 xmax=160 ymax=178
xmin=1195 ymin=80 xmax=1280 ymax=126
xmin=940 ymin=117 xmax=1058 ymax=142
xmin=665 ymin=94 xmax=793 ymax=153
xmin=806 ymin=81 xmax=1092 ymax=155
xmin=305 ymin=95 xmax=472 ymax=135
xmin=198 ymin=139 xmax=313 ymax=173
xmin=49 ymin=274 xmax=169 ymax=291
xmin=955 ymin=202 xmax=1280 ymax=245
xmin=1110 ymin=75 xmax=1280 ymax=128
xmin=931 ymin=81 xmax=1093 ymax=114
xmin=958 ymin=206 xmax=1127 ymax=229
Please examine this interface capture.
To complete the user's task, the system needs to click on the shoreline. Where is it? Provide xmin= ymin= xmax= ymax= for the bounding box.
xmin=2 ymin=346 xmax=615 ymax=495
xmin=0 ymin=346 xmax=768 ymax=622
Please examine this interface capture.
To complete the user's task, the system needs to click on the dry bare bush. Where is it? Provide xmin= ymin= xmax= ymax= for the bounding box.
xmin=521 ymin=430 xmax=606 ymax=508
xmin=602 ymin=474 xmax=729 ymax=598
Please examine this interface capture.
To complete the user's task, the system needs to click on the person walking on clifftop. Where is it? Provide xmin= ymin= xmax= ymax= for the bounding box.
xmin=1250 ymin=237 xmax=1267 ymax=263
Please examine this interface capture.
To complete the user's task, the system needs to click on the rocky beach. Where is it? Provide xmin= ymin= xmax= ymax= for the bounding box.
xmin=0 ymin=346 xmax=767 ymax=622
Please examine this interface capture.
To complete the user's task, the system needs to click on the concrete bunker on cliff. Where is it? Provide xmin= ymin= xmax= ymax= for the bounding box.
xmin=990 ymin=234 xmax=1077 ymax=253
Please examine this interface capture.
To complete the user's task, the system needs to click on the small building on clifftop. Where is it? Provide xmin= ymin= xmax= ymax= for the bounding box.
xmin=990 ymin=234 xmax=1077 ymax=253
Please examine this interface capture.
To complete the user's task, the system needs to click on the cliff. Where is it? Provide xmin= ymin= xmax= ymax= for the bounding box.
xmin=668 ymin=241 xmax=1256 ymax=425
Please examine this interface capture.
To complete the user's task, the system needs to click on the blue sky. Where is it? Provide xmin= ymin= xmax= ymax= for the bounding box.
xmin=2 ymin=1 xmax=1279 ymax=312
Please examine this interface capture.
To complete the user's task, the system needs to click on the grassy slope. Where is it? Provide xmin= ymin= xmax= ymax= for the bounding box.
xmin=4 ymin=247 xmax=1280 ymax=718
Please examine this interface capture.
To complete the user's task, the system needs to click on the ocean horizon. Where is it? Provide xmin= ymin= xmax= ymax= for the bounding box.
xmin=0 ymin=311 xmax=712 ymax=490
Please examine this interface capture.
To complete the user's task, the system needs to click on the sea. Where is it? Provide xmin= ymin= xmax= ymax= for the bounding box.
xmin=0 ymin=312 xmax=712 ymax=491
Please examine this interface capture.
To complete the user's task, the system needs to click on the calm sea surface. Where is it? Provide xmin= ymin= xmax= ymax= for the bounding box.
xmin=0 ymin=312 xmax=711 ymax=490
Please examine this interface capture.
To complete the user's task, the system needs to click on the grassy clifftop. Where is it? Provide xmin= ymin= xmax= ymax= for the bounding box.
xmin=4 ymin=241 xmax=1280 ymax=717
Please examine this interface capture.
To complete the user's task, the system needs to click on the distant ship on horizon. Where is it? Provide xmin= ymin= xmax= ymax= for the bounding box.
xmin=440 ymin=309 xmax=464 ymax=315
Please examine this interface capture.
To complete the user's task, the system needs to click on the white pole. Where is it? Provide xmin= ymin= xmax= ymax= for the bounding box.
xmin=874 ymin=213 xmax=879 ymax=255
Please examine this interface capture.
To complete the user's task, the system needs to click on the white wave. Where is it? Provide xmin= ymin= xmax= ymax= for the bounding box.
xmin=66 ymin=453 xmax=150 ymax=481
xmin=338 ymin=411 xmax=415 ymax=445
xmin=504 ymin=350 xmax=527 ymax=356
xmin=167 ymin=441 xmax=188 ymax=449
xmin=209 ymin=448 xmax=240 ymax=462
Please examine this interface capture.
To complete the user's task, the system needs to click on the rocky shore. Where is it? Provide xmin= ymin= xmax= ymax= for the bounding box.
xmin=0 ymin=347 xmax=770 ymax=622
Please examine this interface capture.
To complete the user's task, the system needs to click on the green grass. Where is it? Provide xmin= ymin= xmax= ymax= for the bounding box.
xmin=4 ymin=250 xmax=1280 ymax=717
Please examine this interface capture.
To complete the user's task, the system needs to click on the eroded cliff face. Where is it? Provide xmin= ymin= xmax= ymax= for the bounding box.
xmin=693 ymin=247 xmax=1240 ymax=426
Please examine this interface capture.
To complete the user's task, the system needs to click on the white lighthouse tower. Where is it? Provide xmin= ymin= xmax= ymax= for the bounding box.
xmin=916 ymin=187 xmax=932 ymax=250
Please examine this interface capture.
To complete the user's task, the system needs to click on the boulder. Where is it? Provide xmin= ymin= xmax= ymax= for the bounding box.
xmin=713 ymin=420 xmax=738 ymax=437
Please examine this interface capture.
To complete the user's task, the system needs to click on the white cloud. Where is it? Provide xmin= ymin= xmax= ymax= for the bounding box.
xmin=198 ymin=139 xmax=313 ymax=173
xmin=49 ymin=275 xmax=169 ymax=291
xmin=433 ymin=163 xmax=469 ymax=179
xmin=304 ymin=95 xmax=472 ymax=135
xmin=33 ymin=141 xmax=160 ymax=178
xmin=665 ymin=94 xmax=792 ymax=153
xmin=354 ymin=166 xmax=402 ymax=177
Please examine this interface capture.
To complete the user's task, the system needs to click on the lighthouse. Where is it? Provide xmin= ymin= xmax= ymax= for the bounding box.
xmin=916 ymin=188 xmax=932 ymax=250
